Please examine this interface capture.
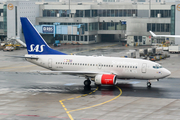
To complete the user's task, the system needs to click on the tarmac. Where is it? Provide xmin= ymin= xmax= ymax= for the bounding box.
xmin=0 ymin=42 xmax=180 ymax=120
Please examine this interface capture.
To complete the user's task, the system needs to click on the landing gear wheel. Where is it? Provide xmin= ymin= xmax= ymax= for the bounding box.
xmin=84 ymin=80 xmax=91 ymax=86
xmin=147 ymin=82 xmax=151 ymax=88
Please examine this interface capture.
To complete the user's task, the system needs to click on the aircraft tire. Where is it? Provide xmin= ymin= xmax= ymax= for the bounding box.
xmin=147 ymin=82 xmax=151 ymax=88
xmin=84 ymin=80 xmax=91 ymax=86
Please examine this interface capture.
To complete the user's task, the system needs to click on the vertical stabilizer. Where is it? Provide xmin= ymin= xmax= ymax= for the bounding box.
xmin=20 ymin=17 xmax=67 ymax=55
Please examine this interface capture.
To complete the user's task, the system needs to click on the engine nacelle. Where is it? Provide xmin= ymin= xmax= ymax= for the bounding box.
xmin=95 ymin=74 xmax=117 ymax=85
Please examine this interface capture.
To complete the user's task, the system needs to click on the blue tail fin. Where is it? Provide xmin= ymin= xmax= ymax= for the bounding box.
xmin=20 ymin=17 xmax=67 ymax=55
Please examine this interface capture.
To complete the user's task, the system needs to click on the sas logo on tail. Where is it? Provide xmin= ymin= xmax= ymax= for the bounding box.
xmin=28 ymin=44 xmax=45 ymax=52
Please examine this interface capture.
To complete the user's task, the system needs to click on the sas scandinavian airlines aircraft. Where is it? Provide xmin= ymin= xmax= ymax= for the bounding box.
xmin=20 ymin=17 xmax=171 ymax=88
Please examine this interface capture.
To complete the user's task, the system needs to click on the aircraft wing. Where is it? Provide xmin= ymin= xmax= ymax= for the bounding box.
xmin=149 ymin=31 xmax=180 ymax=38
xmin=38 ymin=71 xmax=114 ymax=77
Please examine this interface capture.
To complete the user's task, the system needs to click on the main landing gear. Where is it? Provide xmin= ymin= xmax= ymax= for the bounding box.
xmin=84 ymin=78 xmax=91 ymax=86
xmin=84 ymin=78 xmax=91 ymax=90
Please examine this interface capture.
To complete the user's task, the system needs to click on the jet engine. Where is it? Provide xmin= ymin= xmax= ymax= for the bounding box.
xmin=95 ymin=74 xmax=117 ymax=85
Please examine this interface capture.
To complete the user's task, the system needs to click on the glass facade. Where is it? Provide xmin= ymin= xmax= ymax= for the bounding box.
xmin=150 ymin=10 xmax=171 ymax=18
xmin=43 ymin=9 xmax=137 ymax=17
xmin=3 ymin=5 xmax=7 ymax=33
xmin=0 ymin=9 xmax=3 ymax=16
xmin=134 ymin=36 xmax=142 ymax=42
xmin=171 ymin=5 xmax=175 ymax=35
xmin=43 ymin=9 xmax=171 ymax=18
xmin=42 ymin=9 xmax=173 ymax=18
xmin=89 ymin=23 xmax=98 ymax=31
xmin=0 ymin=22 xmax=3 ymax=29
xmin=99 ymin=22 xmax=126 ymax=30
xmin=43 ymin=10 xmax=71 ymax=17
xmin=39 ymin=22 xmax=88 ymax=32
xmin=54 ymin=35 xmax=96 ymax=42
xmin=39 ymin=22 xmax=126 ymax=31
xmin=147 ymin=23 xmax=170 ymax=32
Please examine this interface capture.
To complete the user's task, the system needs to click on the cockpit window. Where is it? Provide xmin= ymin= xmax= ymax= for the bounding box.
xmin=153 ymin=64 xmax=162 ymax=69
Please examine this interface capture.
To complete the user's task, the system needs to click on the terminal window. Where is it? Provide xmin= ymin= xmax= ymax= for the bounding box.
xmin=147 ymin=23 xmax=170 ymax=32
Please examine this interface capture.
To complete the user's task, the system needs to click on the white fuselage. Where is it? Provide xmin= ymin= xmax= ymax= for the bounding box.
xmin=25 ymin=54 xmax=171 ymax=80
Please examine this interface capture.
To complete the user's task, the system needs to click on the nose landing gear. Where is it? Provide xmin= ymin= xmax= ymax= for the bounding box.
xmin=147 ymin=81 xmax=151 ymax=88
xmin=147 ymin=79 xmax=159 ymax=88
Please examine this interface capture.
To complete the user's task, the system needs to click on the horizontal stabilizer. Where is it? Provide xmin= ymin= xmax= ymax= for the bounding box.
xmin=7 ymin=55 xmax=39 ymax=59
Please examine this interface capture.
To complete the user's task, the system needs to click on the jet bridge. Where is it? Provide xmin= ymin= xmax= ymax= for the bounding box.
xmin=34 ymin=23 xmax=84 ymax=37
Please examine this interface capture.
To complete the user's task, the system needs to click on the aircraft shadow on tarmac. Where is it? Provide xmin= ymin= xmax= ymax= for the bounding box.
xmin=23 ymin=83 xmax=168 ymax=99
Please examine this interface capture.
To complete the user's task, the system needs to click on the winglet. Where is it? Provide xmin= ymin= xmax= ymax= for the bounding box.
xmin=149 ymin=31 xmax=156 ymax=37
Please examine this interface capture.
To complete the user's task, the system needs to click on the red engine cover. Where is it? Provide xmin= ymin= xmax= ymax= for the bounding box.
xmin=101 ymin=74 xmax=116 ymax=85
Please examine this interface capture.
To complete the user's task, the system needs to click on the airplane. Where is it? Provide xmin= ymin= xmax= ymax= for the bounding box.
xmin=149 ymin=31 xmax=180 ymax=38
xmin=20 ymin=17 xmax=171 ymax=88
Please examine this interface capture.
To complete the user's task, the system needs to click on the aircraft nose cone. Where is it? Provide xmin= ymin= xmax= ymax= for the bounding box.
xmin=164 ymin=69 xmax=171 ymax=77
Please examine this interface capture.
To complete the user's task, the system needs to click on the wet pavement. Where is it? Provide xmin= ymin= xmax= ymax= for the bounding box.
xmin=1 ymin=42 xmax=180 ymax=120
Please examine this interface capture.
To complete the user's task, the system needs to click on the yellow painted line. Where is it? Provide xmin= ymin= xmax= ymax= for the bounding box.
xmin=82 ymin=94 xmax=88 ymax=97
xmin=67 ymin=98 xmax=75 ymax=100
xmin=89 ymin=92 xmax=93 ymax=95
xmin=68 ymin=86 xmax=122 ymax=113
xmin=60 ymin=87 xmax=98 ymax=101
xmin=76 ymin=96 xmax=81 ymax=98
xmin=59 ymin=100 xmax=74 ymax=120
xmin=59 ymin=87 xmax=99 ymax=120
xmin=0 ymin=65 xmax=35 ymax=70
xmin=71 ymin=44 xmax=118 ymax=54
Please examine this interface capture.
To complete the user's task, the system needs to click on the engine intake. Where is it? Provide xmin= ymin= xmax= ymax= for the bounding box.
xmin=95 ymin=74 xmax=117 ymax=85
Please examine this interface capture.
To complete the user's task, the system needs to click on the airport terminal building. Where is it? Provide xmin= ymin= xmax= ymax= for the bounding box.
xmin=1 ymin=0 xmax=180 ymax=45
